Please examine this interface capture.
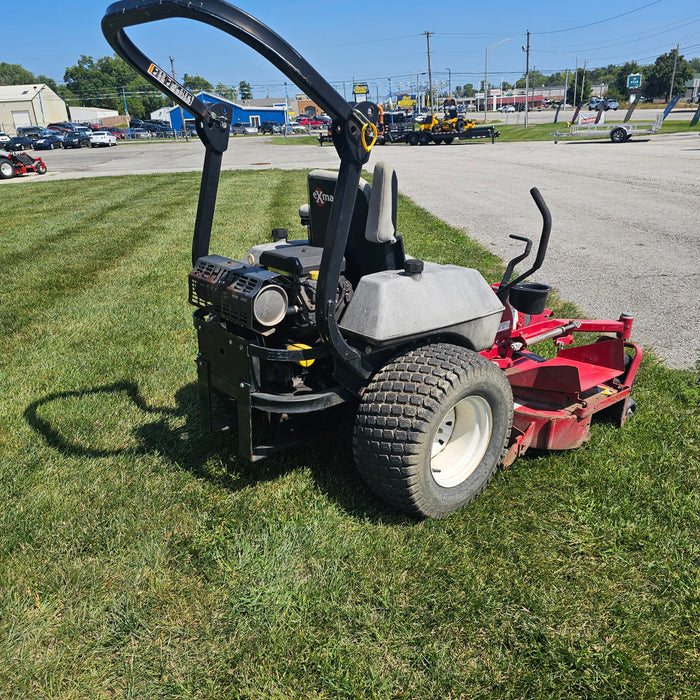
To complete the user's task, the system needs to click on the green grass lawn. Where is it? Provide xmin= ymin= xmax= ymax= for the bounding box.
xmin=1 ymin=171 xmax=698 ymax=698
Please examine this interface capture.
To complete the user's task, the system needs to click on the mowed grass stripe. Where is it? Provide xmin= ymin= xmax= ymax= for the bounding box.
xmin=1 ymin=176 xmax=199 ymax=342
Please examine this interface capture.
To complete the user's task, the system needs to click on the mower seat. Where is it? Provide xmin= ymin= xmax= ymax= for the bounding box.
xmin=364 ymin=161 xmax=397 ymax=244
xmin=305 ymin=167 xmax=405 ymax=284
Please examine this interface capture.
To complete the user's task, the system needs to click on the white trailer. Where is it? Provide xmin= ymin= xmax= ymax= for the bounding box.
xmin=551 ymin=114 xmax=663 ymax=144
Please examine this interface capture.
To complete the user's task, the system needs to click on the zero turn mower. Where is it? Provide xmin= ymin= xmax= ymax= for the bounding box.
xmin=102 ymin=0 xmax=641 ymax=518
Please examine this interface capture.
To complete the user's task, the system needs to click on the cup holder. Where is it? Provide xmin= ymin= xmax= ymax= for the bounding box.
xmin=509 ymin=282 xmax=552 ymax=315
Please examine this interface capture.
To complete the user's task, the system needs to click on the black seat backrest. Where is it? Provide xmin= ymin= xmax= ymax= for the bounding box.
xmin=306 ymin=169 xmax=404 ymax=284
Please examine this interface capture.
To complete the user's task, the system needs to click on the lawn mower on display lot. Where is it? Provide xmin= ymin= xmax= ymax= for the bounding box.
xmin=0 ymin=150 xmax=47 ymax=179
xmin=102 ymin=0 xmax=642 ymax=518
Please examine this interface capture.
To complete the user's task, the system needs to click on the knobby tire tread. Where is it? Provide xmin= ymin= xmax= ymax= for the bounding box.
xmin=353 ymin=343 xmax=512 ymax=517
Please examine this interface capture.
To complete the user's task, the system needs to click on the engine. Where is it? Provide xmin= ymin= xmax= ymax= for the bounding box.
xmin=189 ymin=254 xmax=292 ymax=331
xmin=188 ymin=243 xmax=350 ymax=337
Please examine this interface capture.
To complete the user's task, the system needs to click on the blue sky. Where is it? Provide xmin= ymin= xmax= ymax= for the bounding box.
xmin=5 ymin=0 xmax=700 ymax=98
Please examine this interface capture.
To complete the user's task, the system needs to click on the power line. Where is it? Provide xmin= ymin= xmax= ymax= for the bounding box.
xmin=533 ymin=0 xmax=664 ymax=35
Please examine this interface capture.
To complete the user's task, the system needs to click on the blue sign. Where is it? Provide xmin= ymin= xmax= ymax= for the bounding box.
xmin=627 ymin=73 xmax=642 ymax=90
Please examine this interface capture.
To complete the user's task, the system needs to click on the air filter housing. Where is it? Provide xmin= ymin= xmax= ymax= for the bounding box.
xmin=189 ymin=254 xmax=287 ymax=330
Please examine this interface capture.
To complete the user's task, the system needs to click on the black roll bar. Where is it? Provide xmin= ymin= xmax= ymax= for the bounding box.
xmin=101 ymin=0 xmax=375 ymax=383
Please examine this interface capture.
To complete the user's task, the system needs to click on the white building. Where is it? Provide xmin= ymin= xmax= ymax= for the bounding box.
xmin=0 ymin=84 xmax=68 ymax=134
xmin=68 ymin=105 xmax=119 ymax=123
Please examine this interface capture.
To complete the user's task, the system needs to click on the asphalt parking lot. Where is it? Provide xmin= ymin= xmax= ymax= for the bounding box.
xmin=8 ymin=129 xmax=700 ymax=369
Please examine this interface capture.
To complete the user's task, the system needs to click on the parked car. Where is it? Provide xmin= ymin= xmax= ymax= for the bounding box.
xmin=588 ymin=98 xmax=619 ymax=111
xmin=500 ymin=105 xmax=516 ymax=113
xmin=231 ymin=122 xmax=258 ymax=135
xmin=62 ymin=131 xmax=91 ymax=148
xmin=129 ymin=128 xmax=150 ymax=139
xmin=108 ymin=129 xmax=125 ymax=139
xmin=296 ymin=117 xmax=327 ymax=128
xmin=286 ymin=122 xmax=307 ymax=134
xmin=149 ymin=125 xmax=176 ymax=137
xmin=16 ymin=125 xmax=49 ymax=140
xmin=4 ymin=136 xmax=34 ymax=151
xmin=33 ymin=134 xmax=65 ymax=150
xmin=259 ymin=121 xmax=283 ymax=134
xmin=89 ymin=130 xmax=118 ymax=147
xmin=0 ymin=131 xmax=9 ymax=145
xmin=47 ymin=122 xmax=74 ymax=132
xmin=465 ymin=104 xmax=477 ymax=111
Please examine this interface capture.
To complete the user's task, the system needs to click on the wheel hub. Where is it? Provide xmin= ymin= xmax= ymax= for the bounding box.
xmin=431 ymin=395 xmax=493 ymax=488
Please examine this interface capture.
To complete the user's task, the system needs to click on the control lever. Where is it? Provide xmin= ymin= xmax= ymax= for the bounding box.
xmin=496 ymin=187 xmax=551 ymax=302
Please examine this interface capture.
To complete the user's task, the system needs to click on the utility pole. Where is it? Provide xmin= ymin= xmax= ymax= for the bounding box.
xmin=122 ymin=86 xmax=131 ymax=138
xmin=169 ymin=56 xmax=188 ymax=141
xmin=580 ymin=60 xmax=588 ymax=105
xmin=425 ymin=32 xmax=434 ymax=112
xmin=669 ymin=43 xmax=680 ymax=102
xmin=524 ymin=30 xmax=530 ymax=127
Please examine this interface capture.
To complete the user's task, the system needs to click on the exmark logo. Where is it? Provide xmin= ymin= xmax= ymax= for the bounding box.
xmin=312 ymin=188 xmax=334 ymax=207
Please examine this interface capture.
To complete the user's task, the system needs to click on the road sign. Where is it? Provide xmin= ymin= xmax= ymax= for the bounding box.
xmin=627 ymin=73 xmax=642 ymax=90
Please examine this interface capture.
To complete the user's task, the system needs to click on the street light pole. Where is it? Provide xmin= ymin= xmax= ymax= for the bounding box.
xmin=485 ymin=38 xmax=511 ymax=123
xmin=446 ymin=67 xmax=451 ymax=97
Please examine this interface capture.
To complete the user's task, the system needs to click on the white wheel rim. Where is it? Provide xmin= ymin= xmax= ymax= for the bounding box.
xmin=1 ymin=162 xmax=13 ymax=177
xmin=431 ymin=395 xmax=492 ymax=488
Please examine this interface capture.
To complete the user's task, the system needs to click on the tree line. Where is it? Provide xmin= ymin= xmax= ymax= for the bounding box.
xmin=1 ymin=48 xmax=698 ymax=119
xmin=454 ymin=49 xmax=699 ymax=104
xmin=0 ymin=56 xmax=253 ymax=119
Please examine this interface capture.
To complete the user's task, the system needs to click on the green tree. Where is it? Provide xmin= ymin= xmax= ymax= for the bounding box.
xmin=566 ymin=68 xmax=592 ymax=105
xmin=0 ymin=62 xmax=35 ymax=85
xmin=644 ymin=49 xmax=692 ymax=99
xmin=214 ymin=82 xmax=238 ymax=100
xmin=460 ymin=83 xmax=475 ymax=97
xmin=36 ymin=75 xmax=59 ymax=92
xmin=238 ymin=80 xmax=253 ymax=100
xmin=183 ymin=73 xmax=214 ymax=94
xmin=611 ymin=61 xmax=642 ymax=99
xmin=60 ymin=54 xmax=167 ymax=119
xmin=515 ymin=70 xmax=548 ymax=89
xmin=0 ymin=63 xmax=59 ymax=92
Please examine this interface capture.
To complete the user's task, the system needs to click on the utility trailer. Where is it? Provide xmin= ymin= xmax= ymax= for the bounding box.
xmin=551 ymin=114 xmax=663 ymax=143
xmin=379 ymin=125 xmax=500 ymax=145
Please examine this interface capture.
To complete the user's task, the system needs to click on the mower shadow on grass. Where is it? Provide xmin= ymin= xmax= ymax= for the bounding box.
xmin=23 ymin=380 xmax=408 ymax=522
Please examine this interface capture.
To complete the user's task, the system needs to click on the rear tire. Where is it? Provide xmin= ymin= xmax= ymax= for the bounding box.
xmin=407 ymin=132 xmax=419 ymax=146
xmin=353 ymin=343 xmax=513 ymax=518
xmin=0 ymin=157 xmax=15 ymax=179
xmin=419 ymin=132 xmax=431 ymax=145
